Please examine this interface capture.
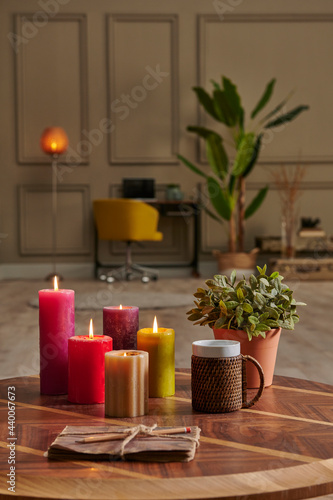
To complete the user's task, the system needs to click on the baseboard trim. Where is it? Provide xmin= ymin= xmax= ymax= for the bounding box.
xmin=0 ymin=262 xmax=218 ymax=280
xmin=0 ymin=263 xmax=94 ymax=280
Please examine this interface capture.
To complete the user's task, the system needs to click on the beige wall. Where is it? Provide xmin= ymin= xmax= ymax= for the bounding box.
xmin=0 ymin=0 xmax=332 ymax=277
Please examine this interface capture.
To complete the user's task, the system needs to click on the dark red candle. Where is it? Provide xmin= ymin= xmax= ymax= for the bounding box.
xmin=103 ymin=305 xmax=139 ymax=350
xmin=68 ymin=320 xmax=113 ymax=404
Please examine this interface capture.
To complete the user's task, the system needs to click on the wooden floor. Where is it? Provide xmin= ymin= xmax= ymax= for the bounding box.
xmin=0 ymin=277 xmax=332 ymax=384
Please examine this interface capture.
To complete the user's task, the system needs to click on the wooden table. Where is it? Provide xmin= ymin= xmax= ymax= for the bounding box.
xmin=0 ymin=372 xmax=332 ymax=500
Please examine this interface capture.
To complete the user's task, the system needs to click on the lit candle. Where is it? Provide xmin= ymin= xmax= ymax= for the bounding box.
xmin=68 ymin=319 xmax=113 ymax=404
xmin=39 ymin=277 xmax=75 ymax=395
xmin=137 ymin=316 xmax=175 ymax=398
xmin=105 ymin=350 xmax=148 ymax=417
xmin=103 ymin=305 xmax=139 ymax=350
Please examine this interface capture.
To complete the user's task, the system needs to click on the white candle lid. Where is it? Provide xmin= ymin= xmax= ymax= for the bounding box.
xmin=192 ymin=340 xmax=240 ymax=358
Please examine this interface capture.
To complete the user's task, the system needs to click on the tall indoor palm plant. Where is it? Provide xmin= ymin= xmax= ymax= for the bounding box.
xmin=178 ymin=76 xmax=309 ymax=254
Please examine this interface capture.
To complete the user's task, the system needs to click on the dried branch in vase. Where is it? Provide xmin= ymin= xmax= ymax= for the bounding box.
xmin=272 ymin=164 xmax=306 ymax=257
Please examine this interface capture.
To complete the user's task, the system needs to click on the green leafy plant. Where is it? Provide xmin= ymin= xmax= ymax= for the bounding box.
xmin=178 ymin=76 xmax=309 ymax=253
xmin=186 ymin=265 xmax=306 ymax=340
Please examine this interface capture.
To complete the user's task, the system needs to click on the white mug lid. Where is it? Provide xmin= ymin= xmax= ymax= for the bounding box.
xmin=192 ymin=340 xmax=240 ymax=358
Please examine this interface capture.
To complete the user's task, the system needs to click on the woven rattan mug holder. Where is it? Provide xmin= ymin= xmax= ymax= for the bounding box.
xmin=191 ymin=343 xmax=265 ymax=413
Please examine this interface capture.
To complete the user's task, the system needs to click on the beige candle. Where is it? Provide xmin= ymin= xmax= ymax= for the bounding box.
xmin=105 ymin=350 xmax=148 ymax=418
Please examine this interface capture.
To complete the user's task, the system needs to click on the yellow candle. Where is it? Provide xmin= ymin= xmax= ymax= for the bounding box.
xmin=105 ymin=350 xmax=148 ymax=418
xmin=137 ymin=316 xmax=175 ymax=398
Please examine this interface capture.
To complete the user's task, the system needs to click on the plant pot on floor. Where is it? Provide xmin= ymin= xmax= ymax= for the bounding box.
xmin=212 ymin=249 xmax=259 ymax=273
xmin=213 ymin=327 xmax=281 ymax=388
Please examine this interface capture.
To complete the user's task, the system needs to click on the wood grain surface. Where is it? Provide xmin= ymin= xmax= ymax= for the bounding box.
xmin=0 ymin=371 xmax=332 ymax=500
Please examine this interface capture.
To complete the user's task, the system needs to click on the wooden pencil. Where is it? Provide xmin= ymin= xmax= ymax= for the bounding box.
xmin=76 ymin=427 xmax=192 ymax=444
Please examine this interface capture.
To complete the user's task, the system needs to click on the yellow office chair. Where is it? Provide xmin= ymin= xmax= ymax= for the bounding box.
xmin=93 ymin=199 xmax=163 ymax=282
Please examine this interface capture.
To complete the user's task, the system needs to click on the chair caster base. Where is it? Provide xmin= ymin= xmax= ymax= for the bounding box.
xmin=97 ymin=265 xmax=159 ymax=283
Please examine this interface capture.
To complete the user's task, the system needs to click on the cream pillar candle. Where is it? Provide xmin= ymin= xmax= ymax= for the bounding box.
xmin=105 ymin=350 xmax=148 ymax=418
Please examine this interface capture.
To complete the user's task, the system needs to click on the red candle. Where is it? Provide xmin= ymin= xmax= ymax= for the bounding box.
xmin=103 ymin=305 xmax=139 ymax=350
xmin=39 ymin=277 xmax=75 ymax=395
xmin=68 ymin=319 xmax=113 ymax=404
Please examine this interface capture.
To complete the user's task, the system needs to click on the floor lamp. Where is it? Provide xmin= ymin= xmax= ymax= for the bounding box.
xmin=40 ymin=127 xmax=69 ymax=281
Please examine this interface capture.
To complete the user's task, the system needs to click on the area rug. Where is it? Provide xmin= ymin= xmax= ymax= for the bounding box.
xmin=29 ymin=290 xmax=194 ymax=310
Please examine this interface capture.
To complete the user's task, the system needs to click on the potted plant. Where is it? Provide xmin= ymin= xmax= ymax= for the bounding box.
xmin=178 ymin=76 xmax=309 ymax=271
xmin=186 ymin=265 xmax=306 ymax=387
xmin=166 ymin=183 xmax=183 ymax=201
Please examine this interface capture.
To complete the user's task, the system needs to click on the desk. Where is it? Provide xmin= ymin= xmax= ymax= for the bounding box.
xmin=94 ymin=201 xmax=200 ymax=279
xmin=149 ymin=201 xmax=200 ymax=277
xmin=0 ymin=372 xmax=332 ymax=499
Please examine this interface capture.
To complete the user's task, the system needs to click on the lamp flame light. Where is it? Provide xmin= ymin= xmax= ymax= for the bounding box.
xmin=40 ymin=127 xmax=69 ymax=155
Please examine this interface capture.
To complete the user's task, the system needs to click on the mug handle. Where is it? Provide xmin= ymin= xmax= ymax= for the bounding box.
xmin=241 ymin=354 xmax=265 ymax=408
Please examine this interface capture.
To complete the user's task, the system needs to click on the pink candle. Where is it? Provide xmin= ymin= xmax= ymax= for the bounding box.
xmin=103 ymin=305 xmax=139 ymax=350
xmin=68 ymin=320 xmax=113 ymax=404
xmin=39 ymin=277 xmax=75 ymax=395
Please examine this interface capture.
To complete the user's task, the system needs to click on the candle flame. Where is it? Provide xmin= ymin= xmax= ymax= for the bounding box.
xmin=89 ymin=319 xmax=94 ymax=339
xmin=119 ymin=304 xmax=122 ymax=310
xmin=51 ymin=141 xmax=57 ymax=151
xmin=54 ymin=276 xmax=58 ymax=291
xmin=124 ymin=352 xmax=127 ymax=357
xmin=153 ymin=316 xmax=158 ymax=333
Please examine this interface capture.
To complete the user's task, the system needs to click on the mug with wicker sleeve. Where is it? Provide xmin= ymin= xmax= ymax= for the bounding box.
xmin=191 ymin=340 xmax=265 ymax=413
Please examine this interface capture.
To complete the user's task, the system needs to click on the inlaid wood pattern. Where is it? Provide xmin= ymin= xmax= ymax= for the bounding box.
xmin=0 ymin=373 xmax=332 ymax=499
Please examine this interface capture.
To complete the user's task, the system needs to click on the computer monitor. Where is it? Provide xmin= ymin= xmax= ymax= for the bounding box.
xmin=122 ymin=178 xmax=156 ymax=201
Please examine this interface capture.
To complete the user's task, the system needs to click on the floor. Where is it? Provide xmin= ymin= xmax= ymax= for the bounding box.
xmin=0 ymin=277 xmax=332 ymax=384
xmin=0 ymin=277 xmax=332 ymax=500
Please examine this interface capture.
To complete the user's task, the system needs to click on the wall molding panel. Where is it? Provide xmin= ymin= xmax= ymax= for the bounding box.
xmin=198 ymin=13 xmax=333 ymax=164
xmin=107 ymin=14 xmax=179 ymax=165
xmin=2 ymin=1 xmax=333 ymax=273
xmin=15 ymin=13 xmax=89 ymax=164
xmin=19 ymin=184 xmax=91 ymax=255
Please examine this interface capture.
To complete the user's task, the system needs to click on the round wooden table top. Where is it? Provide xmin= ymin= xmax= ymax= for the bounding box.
xmin=0 ymin=372 xmax=332 ymax=500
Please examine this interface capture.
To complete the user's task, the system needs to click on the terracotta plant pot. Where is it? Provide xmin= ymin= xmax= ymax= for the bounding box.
xmin=212 ymin=249 xmax=259 ymax=273
xmin=212 ymin=327 xmax=281 ymax=388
